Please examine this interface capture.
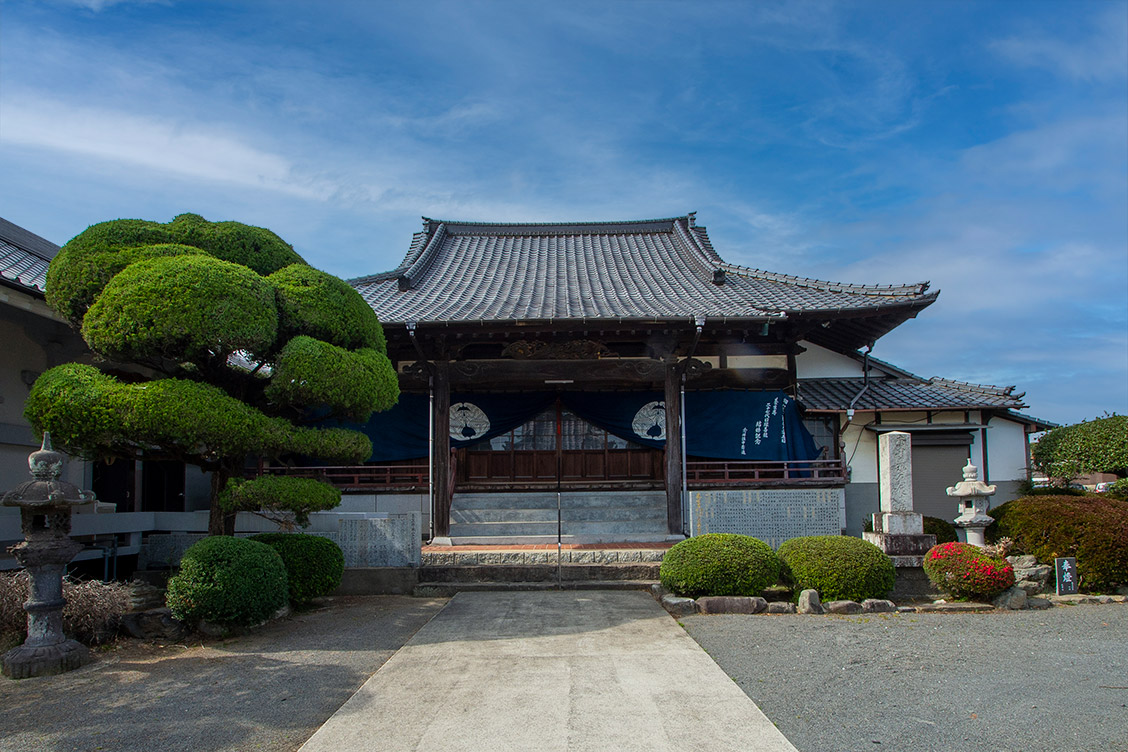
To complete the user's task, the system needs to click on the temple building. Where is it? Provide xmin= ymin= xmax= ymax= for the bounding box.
xmin=1 ymin=213 xmax=1054 ymax=566
xmin=288 ymin=213 xmax=1052 ymax=545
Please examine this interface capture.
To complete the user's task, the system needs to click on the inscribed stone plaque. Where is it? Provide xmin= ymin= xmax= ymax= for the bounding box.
xmin=1055 ymin=557 xmax=1078 ymax=595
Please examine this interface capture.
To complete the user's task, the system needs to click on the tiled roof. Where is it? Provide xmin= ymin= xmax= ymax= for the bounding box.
xmin=352 ymin=215 xmax=937 ymax=330
xmin=0 ymin=217 xmax=58 ymax=295
xmin=797 ymin=377 xmax=1028 ymax=412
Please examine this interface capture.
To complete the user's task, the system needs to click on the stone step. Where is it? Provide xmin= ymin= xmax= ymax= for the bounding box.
xmin=447 ymin=534 xmax=674 ymax=545
xmin=451 ymin=506 xmax=667 ymax=524
xmin=420 ymin=563 xmax=660 ymax=584
xmin=413 ymin=580 xmax=657 ymax=596
xmin=450 ymin=519 xmax=669 ymax=538
xmin=452 ymin=492 xmax=665 ymax=510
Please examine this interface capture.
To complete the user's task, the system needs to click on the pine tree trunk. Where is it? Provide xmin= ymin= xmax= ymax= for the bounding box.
xmin=207 ymin=467 xmax=234 ymax=536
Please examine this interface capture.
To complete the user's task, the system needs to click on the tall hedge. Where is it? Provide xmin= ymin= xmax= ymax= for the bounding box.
xmin=988 ymin=495 xmax=1128 ymax=592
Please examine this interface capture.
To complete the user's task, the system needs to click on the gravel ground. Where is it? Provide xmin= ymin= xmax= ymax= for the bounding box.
xmin=682 ymin=603 xmax=1128 ymax=752
xmin=0 ymin=595 xmax=446 ymax=752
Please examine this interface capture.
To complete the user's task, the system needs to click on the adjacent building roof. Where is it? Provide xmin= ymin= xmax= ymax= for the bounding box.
xmin=0 ymin=217 xmax=58 ymax=295
xmin=797 ymin=376 xmax=1029 ymax=412
xmin=353 ymin=215 xmax=938 ymax=348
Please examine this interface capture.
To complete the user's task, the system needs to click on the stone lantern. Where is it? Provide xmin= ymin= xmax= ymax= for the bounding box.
xmin=1 ymin=433 xmax=95 ymax=679
xmin=946 ymin=460 xmax=996 ymax=548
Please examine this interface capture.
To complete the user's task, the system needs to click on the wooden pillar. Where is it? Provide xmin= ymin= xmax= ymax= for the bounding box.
xmin=432 ymin=362 xmax=452 ymax=539
xmin=664 ymin=362 xmax=684 ymax=535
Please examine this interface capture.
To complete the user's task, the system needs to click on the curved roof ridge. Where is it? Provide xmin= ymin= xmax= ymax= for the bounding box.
xmin=422 ymin=215 xmax=687 ymax=236
xmin=720 ymin=261 xmax=931 ymax=297
xmin=397 ymin=223 xmax=446 ymax=289
xmin=927 ymin=376 xmax=1020 ymax=398
xmin=669 ymin=216 xmax=723 ymax=276
xmin=349 ymin=229 xmax=430 ymax=284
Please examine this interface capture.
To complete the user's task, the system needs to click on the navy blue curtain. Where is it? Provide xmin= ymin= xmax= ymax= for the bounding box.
xmin=684 ymin=391 xmax=820 ymax=461
xmin=561 ymin=392 xmax=667 ymax=449
xmin=329 ymin=393 xmax=430 ymax=462
xmin=448 ymin=392 xmax=555 ymax=447
xmin=344 ymin=389 xmax=818 ymax=463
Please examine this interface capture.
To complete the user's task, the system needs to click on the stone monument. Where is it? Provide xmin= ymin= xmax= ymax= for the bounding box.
xmin=862 ymin=431 xmax=935 ymax=564
xmin=1 ymin=434 xmax=94 ymax=679
xmin=947 ymin=460 xmax=995 ymax=547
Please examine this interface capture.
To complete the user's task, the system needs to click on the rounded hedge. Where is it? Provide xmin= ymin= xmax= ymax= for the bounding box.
xmin=777 ymin=535 xmax=895 ymax=602
xmin=270 ymin=264 xmax=387 ymax=352
xmin=82 ymin=255 xmax=279 ymax=363
xmin=250 ymin=533 xmax=345 ymax=605
xmin=922 ymin=541 xmax=1015 ymax=599
xmin=659 ymin=533 xmax=780 ymax=598
xmin=266 ymin=336 xmax=399 ymax=420
xmin=166 ymin=536 xmax=288 ymax=627
xmin=923 ymin=516 xmax=958 ymax=544
xmin=988 ymin=495 xmax=1128 ymax=592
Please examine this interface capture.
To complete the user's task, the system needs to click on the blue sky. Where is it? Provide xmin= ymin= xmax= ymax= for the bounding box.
xmin=2 ymin=0 xmax=1125 ymax=426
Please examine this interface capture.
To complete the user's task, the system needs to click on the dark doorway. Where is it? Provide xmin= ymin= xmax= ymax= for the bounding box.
xmin=141 ymin=460 xmax=186 ymax=512
xmin=92 ymin=459 xmax=136 ymax=512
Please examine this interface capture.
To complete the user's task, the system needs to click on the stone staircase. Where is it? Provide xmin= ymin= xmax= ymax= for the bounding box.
xmin=414 ymin=545 xmax=668 ymax=595
xmin=448 ymin=491 xmax=670 ymax=545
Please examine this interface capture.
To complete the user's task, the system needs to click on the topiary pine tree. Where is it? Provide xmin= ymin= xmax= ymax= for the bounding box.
xmin=25 ymin=213 xmax=398 ymax=534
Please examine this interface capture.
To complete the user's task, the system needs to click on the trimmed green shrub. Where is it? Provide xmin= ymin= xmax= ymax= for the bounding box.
xmin=166 ymin=536 xmax=288 ymax=627
xmin=25 ymin=364 xmax=372 ymax=465
xmin=82 ymin=255 xmax=279 ymax=364
xmin=923 ymin=516 xmax=958 ymax=544
xmin=659 ymin=533 xmax=780 ymax=598
xmin=250 ymin=533 xmax=345 ymax=605
xmin=777 ymin=535 xmax=895 ymax=602
xmin=220 ymin=475 xmax=342 ymax=528
xmin=270 ymin=263 xmax=387 ymax=352
xmin=988 ymin=495 xmax=1128 ymax=592
xmin=266 ymin=337 xmax=399 ymax=420
xmin=922 ymin=542 xmax=1015 ymax=599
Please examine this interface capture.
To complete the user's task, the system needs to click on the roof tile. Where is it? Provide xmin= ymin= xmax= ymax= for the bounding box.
xmin=353 ymin=215 xmax=937 ymax=326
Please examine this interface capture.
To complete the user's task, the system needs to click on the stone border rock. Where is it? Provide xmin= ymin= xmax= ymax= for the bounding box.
xmin=650 ymin=583 xmax=1128 ymax=617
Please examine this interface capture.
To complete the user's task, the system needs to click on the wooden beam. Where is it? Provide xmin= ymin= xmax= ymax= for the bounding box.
xmin=664 ymin=361 xmax=684 ymax=535
xmin=432 ymin=362 xmax=452 ymax=538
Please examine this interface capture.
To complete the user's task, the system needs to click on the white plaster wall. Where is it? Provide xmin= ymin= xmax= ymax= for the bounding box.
xmin=981 ymin=416 xmax=1030 ymax=483
xmin=841 ymin=419 xmax=879 ymax=484
xmin=724 ymin=354 xmax=788 ymax=370
xmin=795 ymin=342 xmax=864 ymax=377
xmin=841 ymin=410 xmax=977 ymax=486
xmin=0 ymin=318 xmax=46 ymax=426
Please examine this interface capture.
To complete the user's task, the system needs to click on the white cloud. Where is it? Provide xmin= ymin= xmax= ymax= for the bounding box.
xmin=53 ymin=0 xmax=168 ymax=11
xmin=2 ymin=95 xmax=333 ymax=200
xmin=990 ymin=5 xmax=1128 ymax=82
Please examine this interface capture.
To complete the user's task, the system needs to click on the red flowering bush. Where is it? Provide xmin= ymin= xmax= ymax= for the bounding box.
xmin=922 ymin=542 xmax=1015 ymax=600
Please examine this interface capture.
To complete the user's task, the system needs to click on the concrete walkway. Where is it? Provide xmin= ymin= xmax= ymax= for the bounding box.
xmin=299 ymin=590 xmax=797 ymax=752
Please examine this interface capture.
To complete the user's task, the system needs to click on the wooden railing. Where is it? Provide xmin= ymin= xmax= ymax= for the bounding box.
xmin=256 ymin=464 xmax=429 ymax=491
xmin=258 ymin=457 xmax=848 ymax=490
xmin=685 ymin=458 xmax=848 ymax=486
